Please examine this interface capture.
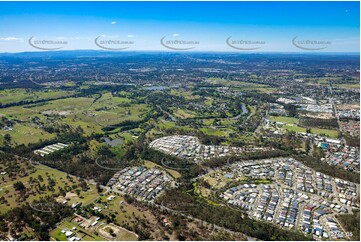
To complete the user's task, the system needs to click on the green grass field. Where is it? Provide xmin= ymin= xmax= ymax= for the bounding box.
xmin=173 ymin=109 xmax=197 ymax=119
xmin=0 ymin=166 xmax=67 ymax=213
xmin=269 ymin=115 xmax=338 ymax=137
xmin=334 ymin=83 xmax=360 ymax=89
xmin=0 ymin=124 xmax=56 ymax=146
xmin=157 ymin=120 xmax=193 ymax=132
xmin=170 ymin=89 xmax=199 ymax=100
xmin=204 ymin=97 xmax=213 ymax=106
xmin=200 ymin=127 xmax=228 ymax=136
xmin=310 ymin=128 xmax=339 ymax=138
xmin=0 ymin=92 xmax=152 ymax=138
xmin=0 ymin=89 xmax=74 ymax=105
xmin=99 ymin=195 xmax=144 ymax=226
xmin=279 ymin=124 xmax=338 ymax=138
xmin=93 ymin=104 xmax=149 ymax=126
xmin=0 ymin=164 xmax=99 ymax=214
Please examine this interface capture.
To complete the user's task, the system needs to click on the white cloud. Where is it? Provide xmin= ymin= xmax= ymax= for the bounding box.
xmin=111 ymin=21 xmax=117 ymax=24
xmin=56 ymin=37 xmax=66 ymax=40
xmin=128 ymin=35 xmax=134 ymax=38
xmin=0 ymin=37 xmax=23 ymax=41
xmin=67 ymin=37 xmax=91 ymax=41
xmin=173 ymin=33 xmax=179 ymax=37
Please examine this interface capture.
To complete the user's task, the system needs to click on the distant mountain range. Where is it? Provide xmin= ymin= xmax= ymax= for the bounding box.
xmin=0 ymin=50 xmax=359 ymax=58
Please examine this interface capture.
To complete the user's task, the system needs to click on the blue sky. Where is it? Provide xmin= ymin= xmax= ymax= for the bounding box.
xmin=0 ymin=1 xmax=359 ymax=52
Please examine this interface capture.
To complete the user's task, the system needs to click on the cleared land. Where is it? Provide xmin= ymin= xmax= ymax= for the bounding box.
xmin=143 ymin=160 xmax=181 ymax=179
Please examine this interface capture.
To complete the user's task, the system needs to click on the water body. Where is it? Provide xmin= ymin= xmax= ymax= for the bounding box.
xmin=102 ymin=137 xmax=124 ymax=147
xmin=241 ymin=103 xmax=249 ymax=114
xmin=144 ymin=85 xmax=168 ymax=91
xmin=231 ymin=104 xmax=249 ymax=120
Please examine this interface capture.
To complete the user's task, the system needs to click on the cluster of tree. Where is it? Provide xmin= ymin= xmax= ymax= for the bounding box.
xmin=102 ymin=119 xmax=144 ymax=132
xmin=240 ymin=107 xmax=265 ymax=132
xmin=260 ymin=132 xmax=303 ymax=155
xmin=204 ymin=149 xmax=287 ymax=169
xmin=13 ymin=181 xmax=26 ymax=192
xmin=127 ymin=192 xmax=247 ymax=241
xmin=1 ymin=131 xmax=84 ymax=154
xmin=3 ymin=132 xmax=125 ymax=185
xmin=168 ymin=212 xmax=245 ymax=241
xmin=345 ymin=135 xmax=360 ymax=147
xmin=42 ymin=123 xmax=83 ymax=135
xmin=191 ymin=87 xmax=219 ymax=97
xmin=79 ymin=85 xmax=135 ymax=98
xmin=40 ymin=154 xmax=118 ymax=185
xmin=2 ymin=133 xmax=12 ymax=147
xmin=299 ymin=117 xmax=338 ymax=129
xmin=123 ymin=130 xmax=200 ymax=180
xmin=245 ymin=92 xmax=277 ymax=104
xmin=143 ymin=91 xmax=186 ymax=110
xmin=0 ymin=84 xmax=136 ymax=111
xmin=0 ymin=153 xmax=34 ymax=180
xmin=0 ymin=197 xmax=72 ymax=240
xmin=296 ymin=155 xmax=360 ymax=183
xmin=174 ymin=119 xmax=204 ymax=129
xmin=0 ymin=116 xmax=16 ymax=128
xmin=140 ymin=146 xmax=204 ymax=180
xmin=283 ymin=103 xmax=298 ymax=117
xmin=335 ymin=210 xmax=360 ymax=241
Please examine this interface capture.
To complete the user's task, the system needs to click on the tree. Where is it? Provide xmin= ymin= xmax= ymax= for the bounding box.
xmin=109 ymin=228 xmax=116 ymax=237
xmin=75 ymin=189 xmax=81 ymax=196
xmin=96 ymin=183 xmax=103 ymax=193
xmin=13 ymin=181 xmax=26 ymax=192
xmin=4 ymin=134 xmax=11 ymax=146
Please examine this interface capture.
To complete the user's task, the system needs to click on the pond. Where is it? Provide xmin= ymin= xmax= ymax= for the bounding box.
xmin=144 ymin=85 xmax=168 ymax=91
xmin=102 ymin=137 xmax=124 ymax=147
